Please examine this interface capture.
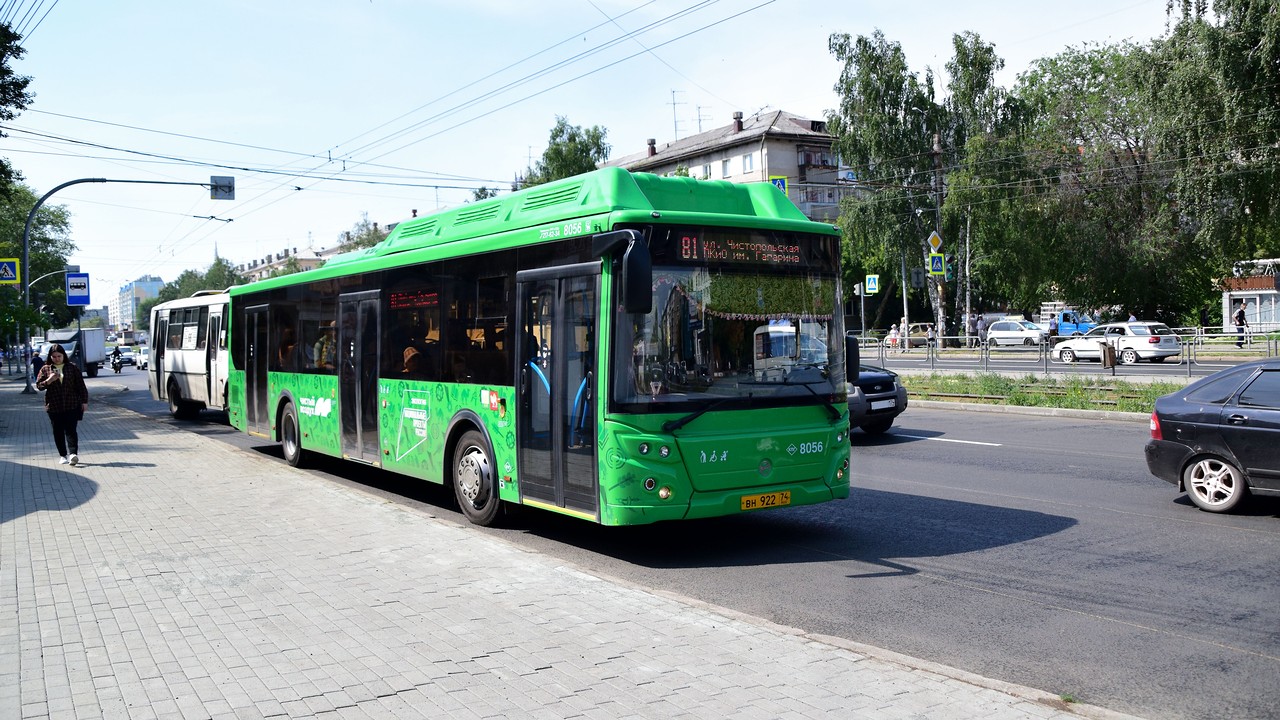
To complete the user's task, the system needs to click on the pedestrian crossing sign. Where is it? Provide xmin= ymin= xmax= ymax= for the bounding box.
xmin=0 ymin=258 xmax=18 ymax=284
xmin=865 ymin=274 xmax=879 ymax=294
xmin=929 ymin=253 xmax=945 ymax=276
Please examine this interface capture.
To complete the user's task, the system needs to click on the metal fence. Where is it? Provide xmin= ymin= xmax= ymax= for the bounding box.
xmin=859 ymin=329 xmax=1278 ymax=378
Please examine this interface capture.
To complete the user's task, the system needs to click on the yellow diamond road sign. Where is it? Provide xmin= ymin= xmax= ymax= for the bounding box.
xmin=927 ymin=231 xmax=942 ymax=252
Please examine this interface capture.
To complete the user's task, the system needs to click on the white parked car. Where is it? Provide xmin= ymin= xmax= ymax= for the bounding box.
xmin=1055 ymin=322 xmax=1182 ymax=364
xmin=986 ymin=320 xmax=1047 ymax=346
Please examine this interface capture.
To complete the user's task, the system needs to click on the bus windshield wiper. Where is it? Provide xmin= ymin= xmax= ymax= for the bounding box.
xmin=662 ymin=394 xmax=748 ymax=432
xmin=782 ymin=376 xmax=843 ymax=421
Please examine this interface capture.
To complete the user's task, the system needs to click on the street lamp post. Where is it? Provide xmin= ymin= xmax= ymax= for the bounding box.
xmin=20 ymin=176 xmax=233 ymax=393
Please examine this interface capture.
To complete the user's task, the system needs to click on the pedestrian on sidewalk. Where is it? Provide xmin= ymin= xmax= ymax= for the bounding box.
xmin=1233 ymin=302 xmax=1250 ymax=348
xmin=34 ymin=343 xmax=89 ymax=466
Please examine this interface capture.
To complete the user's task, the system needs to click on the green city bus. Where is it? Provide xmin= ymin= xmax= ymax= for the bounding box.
xmin=227 ymin=168 xmax=854 ymax=526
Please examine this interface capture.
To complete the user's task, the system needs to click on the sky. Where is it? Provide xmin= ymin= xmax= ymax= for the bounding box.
xmin=3 ymin=0 xmax=1173 ymax=300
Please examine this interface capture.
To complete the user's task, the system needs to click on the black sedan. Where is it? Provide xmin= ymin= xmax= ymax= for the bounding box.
xmin=849 ymin=364 xmax=908 ymax=434
xmin=1145 ymin=358 xmax=1280 ymax=512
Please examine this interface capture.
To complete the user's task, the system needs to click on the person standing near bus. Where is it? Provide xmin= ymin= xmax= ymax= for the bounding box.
xmin=35 ymin=343 xmax=89 ymax=466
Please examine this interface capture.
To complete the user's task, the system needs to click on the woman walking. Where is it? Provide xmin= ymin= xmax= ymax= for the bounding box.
xmin=35 ymin=343 xmax=89 ymax=465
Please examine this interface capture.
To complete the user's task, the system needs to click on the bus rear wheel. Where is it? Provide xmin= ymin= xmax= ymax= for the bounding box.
xmin=452 ymin=429 xmax=502 ymax=527
xmin=281 ymin=402 xmax=304 ymax=468
xmin=167 ymin=381 xmax=197 ymax=420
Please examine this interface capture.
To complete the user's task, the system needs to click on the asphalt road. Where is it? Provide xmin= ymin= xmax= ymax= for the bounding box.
xmin=92 ymin=369 xmax=1280 ymax=720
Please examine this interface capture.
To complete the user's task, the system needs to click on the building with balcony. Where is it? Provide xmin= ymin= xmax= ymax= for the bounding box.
xmin=606 ymin=109 xmax=859 ymax=222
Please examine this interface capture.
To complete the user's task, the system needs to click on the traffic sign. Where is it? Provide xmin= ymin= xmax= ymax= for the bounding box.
xmin=865 ymin=274 xmax=879 ymax=294
xmin=210 ymin=176 xmax=235 ymax=200
xmin=928 ymin=253 xmax=945 ymax=276
xmin=769 ymin=175 xmax=788 ymax=194
xmin=0 ymin=258 xmax=17 ymax=284
xmin=928 ymin=231 xmax=942 ymax=252
xmin=910 ymin=267 xmax=925 ymax=288
xmin=66 ymin=272 xmax=90 ymax=306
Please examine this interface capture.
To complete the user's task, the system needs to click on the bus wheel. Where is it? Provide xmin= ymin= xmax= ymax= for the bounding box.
xmin=453 ymin=430 xmax=501 ymax=526
xmin=167 ymin=381 xmax=196 ymax=420
xmin=281 ymin=402 xmax=304 ymax=468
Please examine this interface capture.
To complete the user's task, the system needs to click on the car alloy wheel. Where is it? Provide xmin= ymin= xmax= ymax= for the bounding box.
xmin=1184 ymin=456 xmax=1247 ymax=513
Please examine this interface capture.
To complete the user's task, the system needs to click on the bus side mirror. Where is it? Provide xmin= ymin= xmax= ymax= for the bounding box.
xmin=592 ymin=229 xmax=652 ymax=314
xmin=846 ymin=335 xmax=860 ymax=383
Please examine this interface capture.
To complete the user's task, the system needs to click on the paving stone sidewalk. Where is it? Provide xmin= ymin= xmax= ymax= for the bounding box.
xmin=0 ymin=377 xmax=1142 ymax=719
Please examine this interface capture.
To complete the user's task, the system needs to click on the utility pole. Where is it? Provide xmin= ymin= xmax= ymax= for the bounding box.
xmin=931 ymin=133 xmax=947 ymax=339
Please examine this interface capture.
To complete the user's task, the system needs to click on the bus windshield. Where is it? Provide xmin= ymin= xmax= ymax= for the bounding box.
xmin=612 ymin=226 xmax=844 ymax=411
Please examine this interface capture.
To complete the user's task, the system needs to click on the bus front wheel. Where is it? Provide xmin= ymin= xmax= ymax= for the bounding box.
xmin=453 ymin=429 xmax=502 ymax=526
xmin=281 ymin=402 xmax=304 ymax=468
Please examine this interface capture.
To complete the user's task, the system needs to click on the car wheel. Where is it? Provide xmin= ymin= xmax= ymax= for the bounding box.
xmin=1022 ymin=338 xmax=1034 ymax=346
xmin=1119 ymin=348 xmax=1139 ymax=364
xmin=1183 ymin=456 xmax=1248 ymax=513
xmin=1058 ymin=348 xmax=1077 ymax=363
xmin=860 ymin=419 xmax=893 ymax=435
xmin=281 ymin=402 xmax=304 ymax=468
xmin=452 ymin=429 xmax=502 ymax=526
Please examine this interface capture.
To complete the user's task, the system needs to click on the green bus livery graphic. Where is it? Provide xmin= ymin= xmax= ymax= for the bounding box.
xmin=227 ymin=168 xmax=852 ymax=526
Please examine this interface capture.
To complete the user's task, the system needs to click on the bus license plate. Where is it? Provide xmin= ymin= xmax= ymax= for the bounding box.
xmin=741 ymin=490 xmax=791 ymax=511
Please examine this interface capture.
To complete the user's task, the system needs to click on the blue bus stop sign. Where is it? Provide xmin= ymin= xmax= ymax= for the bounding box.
xmin=66 ymin=272 xmax=91 ymax=306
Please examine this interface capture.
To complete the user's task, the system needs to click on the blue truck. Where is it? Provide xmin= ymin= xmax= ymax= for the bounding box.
xmin=1048 ymin=309 xmax=1098 ymax=338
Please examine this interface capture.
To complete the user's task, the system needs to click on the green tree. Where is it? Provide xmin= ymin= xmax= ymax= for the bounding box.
xmin=826 ymin=30 xmax=948 ymax=331
xmin=522 ymin=116 xmax=610 ymax=187
xmin=471 ymin=186 xmax=499 ymax=202
xmin=337 ymin=212 xmax=387 ymax=251
xmin=1146 ymin=0 xmax=1280 ymax=320
xmin=155 ymin=256 xmax=244 ymax=304
xmin=0 ymin=184 xmax=73 ymax=341
xmin=138 ymin=297 xmax=160 ymax=332
xmin=0 ymin=22 xmax=33 ymax=195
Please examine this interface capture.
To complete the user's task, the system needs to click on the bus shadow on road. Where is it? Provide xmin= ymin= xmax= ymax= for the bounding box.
xmin=241 ymin=442 xmax=1078 ymax=574
xmin=502 ymin=487 xmax=1077 ymax=573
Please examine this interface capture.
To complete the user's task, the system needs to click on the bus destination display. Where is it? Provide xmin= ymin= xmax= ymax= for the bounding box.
xmin=678 ymin=232 xmax=802 ymax=266
xmin=389 ymin=288 xmax=439 ymax=310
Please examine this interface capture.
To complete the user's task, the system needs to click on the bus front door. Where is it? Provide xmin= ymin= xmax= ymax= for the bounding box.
xmin=516 ymin=265 xmax=599 ymax=518
xmin=338 ymin=292 xmax=381 ymax=464
xmin=244 ymin=305 xmax=270 ymax=436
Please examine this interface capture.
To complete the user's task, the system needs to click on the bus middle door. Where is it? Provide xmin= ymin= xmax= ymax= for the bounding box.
xmin=338 ymin=292 xmax=381 ymax=464
xmin=516 ymin=263 xmax=599 ymax=518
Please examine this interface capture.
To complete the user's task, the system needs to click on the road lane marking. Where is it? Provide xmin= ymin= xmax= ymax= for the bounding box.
xmin=895 ymin=434 xmax=1002 ymax=447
